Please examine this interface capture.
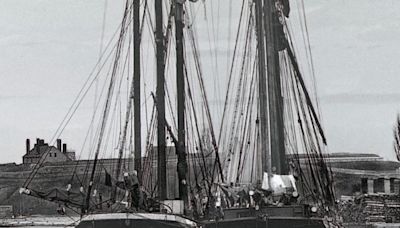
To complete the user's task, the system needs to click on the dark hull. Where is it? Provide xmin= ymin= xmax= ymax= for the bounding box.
xmin=201 ymin=205 xmax=327 ymax=228
xmin=75 ymin=213 xmax=198 ymax=228
xmin=202 ymin=216 xmax=326 ymax=228
xmin=75 ymin=206 xmax=327 ymax=228
xmin=75 ymin=215 xmax=326 ymax=228
xmin=77 ymin=219 xmax=193 ymax=228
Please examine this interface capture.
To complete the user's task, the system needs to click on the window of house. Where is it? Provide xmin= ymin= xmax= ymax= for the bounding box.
xmin=54 ymin=153 xmax=57 ymax=157
xmin=49 ymin=153 xmax=52 ymax=157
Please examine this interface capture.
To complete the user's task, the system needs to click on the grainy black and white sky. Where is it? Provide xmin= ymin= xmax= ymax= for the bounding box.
xmin=1 ymin=0 xmax=400 ymax=163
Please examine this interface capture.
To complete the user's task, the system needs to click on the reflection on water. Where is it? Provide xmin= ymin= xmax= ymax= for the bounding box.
xmin=13 ymin=227 xmax=74 ymax=228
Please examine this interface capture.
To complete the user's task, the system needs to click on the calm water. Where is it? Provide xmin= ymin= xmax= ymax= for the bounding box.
xmin=0 ymin=216 xmax=78 ymax=228
xmin=14 ymin=227 xmax=74 ymax=228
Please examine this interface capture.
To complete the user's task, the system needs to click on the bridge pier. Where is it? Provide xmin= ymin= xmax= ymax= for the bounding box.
xmin=384 ymin=178 xmax=391 ymax=194
xmin=394 ymin=179 xmax=400 ymax=194
xmin=367 ymin=179 xmax=374 ymax=194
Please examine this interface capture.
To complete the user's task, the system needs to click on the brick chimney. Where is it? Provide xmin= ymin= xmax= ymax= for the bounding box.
xmin=62 ymin=143 xmax=67 ymax=153
xmin=26 ymin=139 xmax=30 ymax=154
xmin=57 ymin=139 xmax=62 ymax=151
xmin=35 ymin=138 xmax=40 ymax=153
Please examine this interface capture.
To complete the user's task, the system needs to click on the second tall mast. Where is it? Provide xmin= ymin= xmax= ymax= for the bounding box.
xmin=155 ymin=0 xmax=167 ymax=200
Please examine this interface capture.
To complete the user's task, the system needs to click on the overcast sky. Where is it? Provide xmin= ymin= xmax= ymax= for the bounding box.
xmin=1 ymin=0 xmax=400 ymax=163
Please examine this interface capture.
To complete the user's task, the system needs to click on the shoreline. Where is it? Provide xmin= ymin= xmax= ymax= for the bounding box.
xmin=0 ymin=215 xmax=78 ymax=227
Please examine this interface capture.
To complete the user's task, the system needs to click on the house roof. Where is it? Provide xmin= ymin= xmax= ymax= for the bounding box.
xmin=23 ymin=145 xmax=68 ymax=159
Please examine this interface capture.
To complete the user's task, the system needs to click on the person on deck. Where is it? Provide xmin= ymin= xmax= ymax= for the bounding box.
xmin=123 ymin=170 xmax=142 ymax=211
xmin=57 ymin=204 xmax=66 ymax=215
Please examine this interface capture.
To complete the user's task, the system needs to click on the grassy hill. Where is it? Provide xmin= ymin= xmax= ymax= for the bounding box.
xmin=0 ymin=163 xmax=113 ymax=216
xmin=329 ymin=161 xmax=400 ymax=171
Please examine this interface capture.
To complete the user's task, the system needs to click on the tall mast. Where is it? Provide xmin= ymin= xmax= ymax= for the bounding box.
xmin=264 ymin=0 xmax=287 ymax=174
xmin=84 ymin=1 xmax=130 ymax=212
xmin=133 ymin=0 xmax=142 ymax=180
xmin=110 ymin=0 xmax=142 ymax=202
xmin=155 ymin=0 xmax=167 ymax=200
xmin=111 ymin=0 xmax=141 ymax=197
xmin=254 ymin=0 xmax=271 ymax=180
xmin=174 ymin=0 xmax=188 ymax=211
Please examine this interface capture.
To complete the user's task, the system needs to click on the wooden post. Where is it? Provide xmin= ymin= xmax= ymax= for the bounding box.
xmin=155 ymin=0 xmax=167 ymax=200
xmin=264 ymin=0 xmax=287 ymax=174
xmin=174 ymin=0 xmax=188 ymax=213
xmin=254 ymin=0 xmax=271 ymax=180
xmin=133 ymin=0 xmax=142 ymax=181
